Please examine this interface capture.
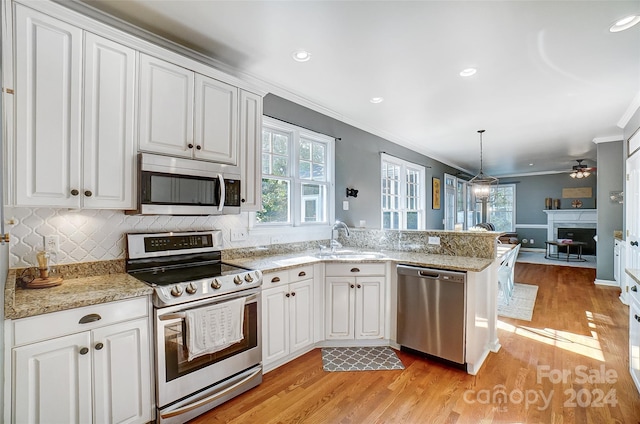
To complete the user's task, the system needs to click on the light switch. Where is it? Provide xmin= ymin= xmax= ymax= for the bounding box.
xmin=343 ymin=200 xmax=349 ymax=210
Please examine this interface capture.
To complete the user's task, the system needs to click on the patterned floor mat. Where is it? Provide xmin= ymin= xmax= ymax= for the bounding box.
xmin=321 ymin=346 xmax=405 ymax=372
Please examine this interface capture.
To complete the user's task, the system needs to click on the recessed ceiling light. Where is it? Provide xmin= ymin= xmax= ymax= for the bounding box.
xmin=609 ymin=15 xmax=640 ymax=32
xmin=370 ymin=97 xmax=384 ymax=104
xmin=292 ymin=49 xmax=311 ymax=62
xmin=529 ymin=163 xmax=534 ymax=166
xmin=459 ymin=68 xmax=477 ymax=77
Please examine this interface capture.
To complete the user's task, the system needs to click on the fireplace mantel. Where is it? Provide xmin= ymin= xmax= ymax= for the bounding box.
xmin=543 ymin=209 xmax=597 ymax=241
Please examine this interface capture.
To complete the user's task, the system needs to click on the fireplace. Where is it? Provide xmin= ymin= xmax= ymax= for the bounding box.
xmin=543 ymin=209 xmax=597 ymax=255
xmin=558 ymin=227 xmax=596 ymax=255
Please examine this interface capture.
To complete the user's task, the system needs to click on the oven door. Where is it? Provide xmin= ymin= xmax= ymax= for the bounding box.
xmin=155 ymin=288 xmax=261 ymax=409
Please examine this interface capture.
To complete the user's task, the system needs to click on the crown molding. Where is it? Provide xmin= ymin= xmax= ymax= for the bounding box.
xmin=592 ymin=135 xmax=623 ymax=144
xmin=618 ymin=91 xmax=640 ymax=129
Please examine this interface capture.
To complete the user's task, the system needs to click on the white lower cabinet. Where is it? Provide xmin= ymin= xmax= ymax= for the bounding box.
xmin=11 ymin=298 xmax=152 ymax=424
xmin=630 ymin=296 xmax=640 ymax=394
xmin=262 ymin=266 xmax=315 ymax=371
xmin=325 ymin=263 xmax=385 ymax=341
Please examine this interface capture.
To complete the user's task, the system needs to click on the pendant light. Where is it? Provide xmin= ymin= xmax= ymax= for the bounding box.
xmin=469 ymin=130 xmax=498 ymax=200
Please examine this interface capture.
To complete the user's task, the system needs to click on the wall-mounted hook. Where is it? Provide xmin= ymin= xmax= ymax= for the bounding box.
xmin=346 ymin=188 xmax=358 ymax=198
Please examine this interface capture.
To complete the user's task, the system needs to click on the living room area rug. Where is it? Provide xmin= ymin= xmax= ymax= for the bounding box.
xmin=498 ymin=283 xmax=539 ymax=321
xmin=321 ymin=346 xmax=405 ymax=372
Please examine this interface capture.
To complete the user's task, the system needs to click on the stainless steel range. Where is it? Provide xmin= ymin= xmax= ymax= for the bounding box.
xmin=126 ymin=230 xmax=262 ymax=424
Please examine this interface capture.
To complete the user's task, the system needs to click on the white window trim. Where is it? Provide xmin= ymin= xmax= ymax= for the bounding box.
xmin=251 ymin=117 xmax=335 ymax=234
xmin=380 ymin=153 xmax=426 ymax=230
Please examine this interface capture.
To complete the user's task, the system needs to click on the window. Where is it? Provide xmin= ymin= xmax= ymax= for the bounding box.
xmin=257 ymin=117 xmax=334 ymax=226
xmin=488 ymin=184 xmax=516 ymax=232
xmin=381 ymin=154 xmax=425 ymax=230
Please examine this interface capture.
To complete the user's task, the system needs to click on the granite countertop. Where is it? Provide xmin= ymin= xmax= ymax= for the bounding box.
xmin=5 ymin=267 xmax=153 ymax=320
xmin=6 ymin=248 xmax=495 ymax=320
xmin=225 ymin=249 xmax=495 ymax=274
xmin=626 ymin=268 xmax=640 ymax=285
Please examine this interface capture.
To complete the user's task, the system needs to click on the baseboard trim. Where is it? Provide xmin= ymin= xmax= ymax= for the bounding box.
xmin=594 ymin=278 xmax=619 ymax=287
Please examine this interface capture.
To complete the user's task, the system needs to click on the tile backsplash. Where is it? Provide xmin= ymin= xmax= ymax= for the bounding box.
xmin=6 ymin=207 xmax=255 ymax=268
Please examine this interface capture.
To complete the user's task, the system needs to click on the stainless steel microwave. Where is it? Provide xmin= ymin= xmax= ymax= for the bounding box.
xmin=129 ymin=153 xmax=242 ymax=215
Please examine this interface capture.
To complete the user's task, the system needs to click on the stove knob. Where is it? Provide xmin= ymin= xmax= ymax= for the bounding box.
xmin=244 ymin=273 xmax=254 ymax=283
xmin=170 ymin=285 xmax=183 ymax=297
xmin=185 ymin=282 xmax=197 ymax=295
xmin=211 ymin=279 xmax=222 ymax=290
xmin=254 ymin=270 xmax=262 ymax=280
xmin=233 ymin=275 xmax=243 ymax=285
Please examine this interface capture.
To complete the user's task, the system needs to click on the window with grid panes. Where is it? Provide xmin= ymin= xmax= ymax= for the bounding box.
xmin=257 ymin=117 xmax=334 ymax=226
xmin=381 ymin=154 xmax=425 ymax=230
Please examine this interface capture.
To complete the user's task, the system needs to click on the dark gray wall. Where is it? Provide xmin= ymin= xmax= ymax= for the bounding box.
xmin=596 ymin=141 xmax=624 ymax=281
xmin=499 ymin=173 xmax=598 ymax=250
xmin=263 ymin=94 xmax=461 ymax=229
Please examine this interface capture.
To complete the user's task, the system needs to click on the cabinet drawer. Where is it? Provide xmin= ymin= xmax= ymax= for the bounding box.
xmin=263 ymin=271 xmax=290 ymax=288
xmin=289 ymin=265 xmax=314 ymax=282
xmin=325 ymin=263 xmax=386 ymax=276
xmin=13 ymin=297 xmax=149 ymax=346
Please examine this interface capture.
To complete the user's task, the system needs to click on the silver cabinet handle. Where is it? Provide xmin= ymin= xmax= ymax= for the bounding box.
xmin=79 ymin=313 xmax=101 ymax=324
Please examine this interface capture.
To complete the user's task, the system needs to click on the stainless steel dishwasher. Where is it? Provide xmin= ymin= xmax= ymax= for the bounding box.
xmin=397 ymin=264 xmax=466 ymax=365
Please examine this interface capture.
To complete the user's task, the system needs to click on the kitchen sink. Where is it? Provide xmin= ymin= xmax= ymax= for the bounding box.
xmin=314 ymin=250 xmax=387 ymax=260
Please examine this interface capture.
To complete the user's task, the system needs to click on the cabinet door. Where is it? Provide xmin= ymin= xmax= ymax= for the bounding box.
xmin=325 ymin=277 xmax=355 ymax=340
xmin=262 ymin=285 xmax=289 ymax=365
xmin=627 ymin=152 xmax=640 ymax=278
xmin=92 ymin=318 xmax=152 ymax=424
xmin=15 ymin=5 xmax=82 ymax=207
xmin=139 ymin=54 xmax=194 ymax=157
xmin=83 ymin=33 xmax=136 ymax=209
xmin=14 ymin=332 xmax=92 ymax=424
xmin=355 ymin=277 xmax=385 ymax=339
xmin=289 ymin=279 xmax=314 ymax=352
xmin=194 ymin=74 xmax=238 ymax=164
xmin=630 ymin=299 xmax=640 ymax=393
xmin=239 ymin=90 xmax=263 ymax=211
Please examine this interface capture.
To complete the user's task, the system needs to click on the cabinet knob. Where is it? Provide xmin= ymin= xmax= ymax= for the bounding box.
xmin=188 ymin=143 xmax=194 ymax=149
xmin=79 ymin=347 xmax=89 ymax=355
xmin=241 ymin=198 xmax=246 ymax=203
xmin=636 ymin=314 xmax=640 ymax=323
xmin=84 ymin=190 xmax=92 ymax=197
xmin=631 ymin=241 xmax=639 ymax=247
xmin=350 ymin=268 xmax=360 ymax=273
xmin=350 ymin=284 xmax=355 ymax=289
xmin=196 ymin=145 xmax=202 ymax=150
xmin=285 ymin=293 xmax=290 ymax=298
xmin=70 ymin=189 xmax=79 ymax=196
xmin=632 ymin=285 xmax=638 ymax=292
xmin=95 ymin=342 xmax=104 ymax=350
xmin=357 ymin=284 xmax=362 ymax=289
xmin=291 ymin=292 xmax=296 ymax=296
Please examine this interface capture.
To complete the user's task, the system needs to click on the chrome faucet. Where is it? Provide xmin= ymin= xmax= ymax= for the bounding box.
xmin=330 ymin=220 xmax=350 ymax=252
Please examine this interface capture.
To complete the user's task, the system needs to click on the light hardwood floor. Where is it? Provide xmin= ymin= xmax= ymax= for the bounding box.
xmin=190 ymin=263 xmax=640 ymax=423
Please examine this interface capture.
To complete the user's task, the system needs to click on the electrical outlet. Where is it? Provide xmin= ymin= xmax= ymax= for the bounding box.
xmin=270 ymin=236 xmax=283 ymax=244
xmin=230 ymin=228 xmax=248 ymax=241
xmin=428 ymin=236 xmax=440 ymax=245
xmin=343 ymin=200 xmax=349 ymax=210
xmin=44 ymin=235 xmax=59 ymax=252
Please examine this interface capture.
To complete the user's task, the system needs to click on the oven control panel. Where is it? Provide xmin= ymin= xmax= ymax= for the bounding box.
xmin=154 ymin=270 xmax=263 ymax=307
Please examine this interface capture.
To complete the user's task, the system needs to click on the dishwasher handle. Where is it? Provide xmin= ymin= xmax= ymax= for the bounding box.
xmin=397 ymin=264 xmax=466 ymax=282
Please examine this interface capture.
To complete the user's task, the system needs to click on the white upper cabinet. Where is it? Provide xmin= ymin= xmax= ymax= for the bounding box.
xmin=83 ymin=33 xmax=136 ymax=209
xmin=139 ymin=54 xmax=239 ymax=165
xmin=14 ymin=5 xmax=136 ymax=209
xmin=15 ymin=5 xmax=83 ymax=207
xmin=194 ymin=74 xmax=238 ymax=164
xmin=239 ymin=90 xmax=263 ymax=211
xmin=138 ymin=54 xmax=194 ymax=158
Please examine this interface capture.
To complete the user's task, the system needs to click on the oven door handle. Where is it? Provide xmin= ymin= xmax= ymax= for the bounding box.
xmin=158 ymin=293 xmax=259 ymax=321
xmin=160 ymin=367 xmax=262 ymax=419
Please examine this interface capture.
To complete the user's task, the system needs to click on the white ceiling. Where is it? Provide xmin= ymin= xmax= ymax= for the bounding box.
xmin=79 ymin=0 xmax=640 ymax=177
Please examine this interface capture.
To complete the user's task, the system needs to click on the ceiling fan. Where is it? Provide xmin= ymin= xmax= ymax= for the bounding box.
xmin=569 ymin=159 xmax=596 ymax=179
